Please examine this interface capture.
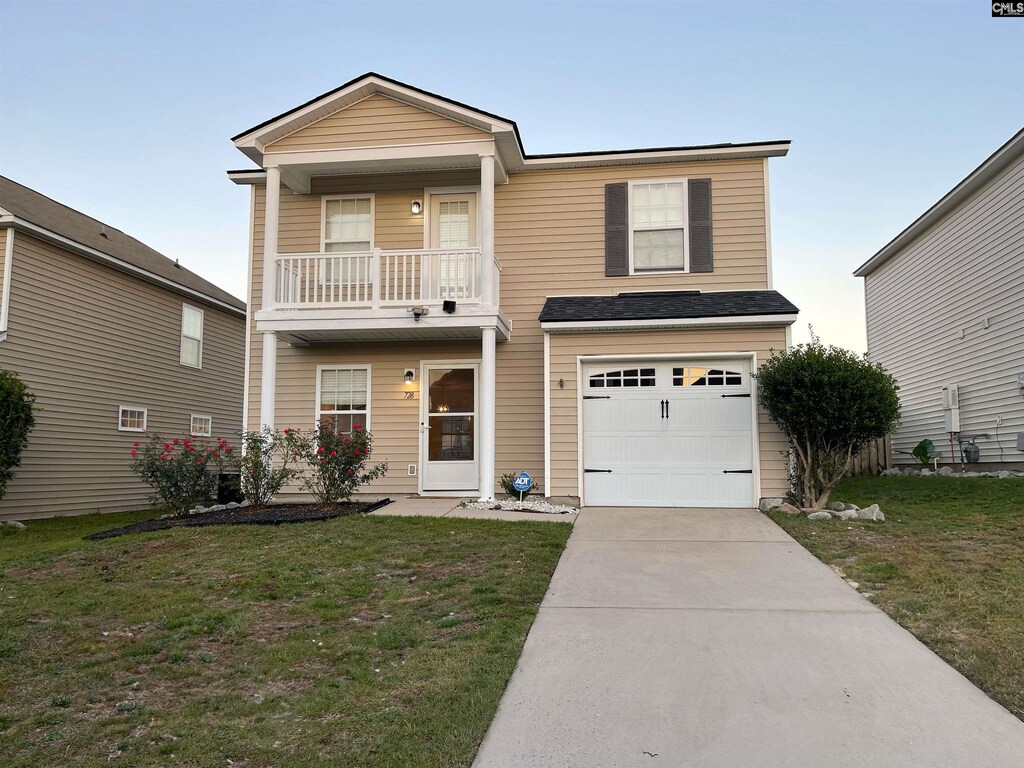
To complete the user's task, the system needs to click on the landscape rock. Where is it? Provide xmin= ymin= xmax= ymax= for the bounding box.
xmin=964 ymin=471 xmax=980 ymax=477
xmin=936 ymin=466 xmax=954 ymax=477
xmin=857 ymin=503 xmax=885 ymax=522
xmin=225 ymin=501 xmax=241 ymax=509
xmin=1 ymin=520 xmax=27 ymax=530
xmin=903 ymin=468 xmax=921 ymax=477
xmin=881 ymin=468 xmax=901 ymax=477
xmin=828 ymin=501 xmax=846 ymax=512
xmin=758 ymin=497 xmax=785 ymax=513
xmin=832 ymin=508 xmax=859 ymax=521
xmin=807 ymin=511 xmax=832 ymax=521
xmin=843 ymin=503 xmax=860 ymax=511
xmin=778 ymin=502 xmax=802 ymax=516
xmin=995 ymin=471 xmax=1013 ymax=479
xmin=920 ymin=469 xmax=933 ymax=476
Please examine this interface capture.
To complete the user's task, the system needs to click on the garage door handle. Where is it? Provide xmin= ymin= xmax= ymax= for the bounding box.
xmin=660 ymin=399 xmax=666 ymax=418
xmin=584 ymin=468 xmax=613 ymax=473
xmin=721 ymin=393 xmax=751 ymax=398
xmin=584 ymin=395 xmax=611 ymax=400
xmin=722 ymin=469 xmax=753 ymax=474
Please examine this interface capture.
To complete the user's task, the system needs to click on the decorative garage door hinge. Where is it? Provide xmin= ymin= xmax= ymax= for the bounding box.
xmin=721 ymin=393 xmax=751 ymax=398
xmin=722 ymin=469 xmax=753 ymax=474
xmin=584 ymin=395 xmax=612 ymax=400
xmin=584 ymin=468 xmax=613 ymax=473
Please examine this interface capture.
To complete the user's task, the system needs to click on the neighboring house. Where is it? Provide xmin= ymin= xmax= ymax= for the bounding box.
xmin=0 ymin=177 xmax=246 ymax=520
xmin=229 ymin=73 xmax=798 ymax=508
xmin=855 ymin=127 xmax=1024 ymax=469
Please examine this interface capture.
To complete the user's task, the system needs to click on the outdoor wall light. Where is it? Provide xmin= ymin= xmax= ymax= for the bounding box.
xmin=404 ymin=369 xmax=416 ymax=385
xmin=411 ymin=199 xmax=422 ymax=215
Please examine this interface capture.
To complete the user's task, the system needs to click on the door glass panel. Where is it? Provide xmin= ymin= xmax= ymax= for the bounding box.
xmin=428 ymin=368 xmax=474 ymax=414
xmin=429 ymin=415 xmax=474 ymax=461
xmin=437 ymin=200 xmax=470 ymax=248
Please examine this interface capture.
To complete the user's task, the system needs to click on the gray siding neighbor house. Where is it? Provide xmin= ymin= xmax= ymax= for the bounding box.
xmin=0 ymin=177 xmax=247 ymax=520
xmin=855 ymin=127 xmax=1024 ymax=469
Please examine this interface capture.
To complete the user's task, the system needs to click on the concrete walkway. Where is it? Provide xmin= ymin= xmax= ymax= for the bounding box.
xmin=473 ymin=507 xmax=1024 ymax=768
xmin=368 ymin=496 xmax=576 ymax=523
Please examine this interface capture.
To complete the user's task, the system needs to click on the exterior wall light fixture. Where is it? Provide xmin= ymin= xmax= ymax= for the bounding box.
xmin=411 ymin=200 xmax=422 ymax=215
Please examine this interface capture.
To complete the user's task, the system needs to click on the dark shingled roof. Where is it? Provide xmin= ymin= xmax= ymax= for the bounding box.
xmin=539 ymin=290 xmax=799 ymax=323
xmin=0 ymin=176 xmax=245 ymax=313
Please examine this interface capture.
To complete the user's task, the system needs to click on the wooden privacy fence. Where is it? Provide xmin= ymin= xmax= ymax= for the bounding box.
xmin=849 ymin=435 xmax=892 ymax=476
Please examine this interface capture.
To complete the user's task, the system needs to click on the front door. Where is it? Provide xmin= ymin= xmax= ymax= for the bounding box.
xmin=421 ymin=364 xmax=479 ymax=492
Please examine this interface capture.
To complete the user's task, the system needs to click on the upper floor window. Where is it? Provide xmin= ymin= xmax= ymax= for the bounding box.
xmin=180 ymin=304 xmax=204 ymax=368
xmin=630 ymin=180 xmax=688 ymax=272
xmin=323 ymin=195 xmax=373 ymax=253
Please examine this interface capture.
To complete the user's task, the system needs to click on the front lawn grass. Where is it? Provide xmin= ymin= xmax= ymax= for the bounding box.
xmin=769 ymin=476 xmax=1024 ymax=720
xmin=0 ymin=509 xmax=571 ymax=767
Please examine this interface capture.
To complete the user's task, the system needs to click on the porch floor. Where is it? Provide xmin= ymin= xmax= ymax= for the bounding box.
xmin=371 ymin=496 xmax=577 ymax=524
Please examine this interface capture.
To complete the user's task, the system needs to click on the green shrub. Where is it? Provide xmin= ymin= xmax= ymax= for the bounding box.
xmin=500 ymin=472 xmax=533 ymax=499
xmin=0 ymin=369 xmax=36 ymax=502
xmin=756 ymin=335 xmax=900 ymax=509
xmin=129 ymin=434 xmax=236 ymax=515
xmin=239 ymin=427 xmax=304 ymax=510
xmin=289 ymin=424 xmax=387 ymax=509
xmin=912 ymin=439 xmax=938 ymax=467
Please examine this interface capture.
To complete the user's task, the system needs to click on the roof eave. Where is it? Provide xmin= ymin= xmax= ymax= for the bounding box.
xmin=540 ymin=314 xmax=799 ymax=332
xmin=855 ymin=126 xmax=1024 ymax=277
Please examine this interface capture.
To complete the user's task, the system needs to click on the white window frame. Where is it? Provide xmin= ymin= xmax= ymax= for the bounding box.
xmin=180 ymin=304 xmax=204 ymax=369
xmin=118 ymin=406 xmax=148 ymax=432
xmin=314 ymin=364 xmax=372 ymax=434
xmin=321 ymin=194 xmax=375 ymax=253
xmin=190 ymin=414 xmax=213 ymax=437
xmin=628 ymin=177 xmax=690 ymax=275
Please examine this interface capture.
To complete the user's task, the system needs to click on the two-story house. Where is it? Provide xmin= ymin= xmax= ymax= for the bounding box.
xmin=229 ymin=74 xmax=798 ymax=508
xmin=0 ymin=176 xmax=246 ymax=520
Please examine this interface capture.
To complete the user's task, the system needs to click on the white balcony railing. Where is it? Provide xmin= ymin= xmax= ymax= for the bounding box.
xmin=273 ymin=248 xmax=496 ymax=309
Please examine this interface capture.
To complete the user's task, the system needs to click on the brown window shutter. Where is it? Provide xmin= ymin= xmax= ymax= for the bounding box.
xmin=605 ymin=183 xmax=629 ymax=276
xmin=688 ymin=178 xmax=713 ymax=273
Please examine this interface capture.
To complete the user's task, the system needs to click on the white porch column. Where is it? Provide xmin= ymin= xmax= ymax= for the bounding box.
xmin=259 ymin=165 xmax=282 ymax=431
xmin=479 ymin=153 xmax=496 ymax=306
xmin=261 ymin=165 xmax=281 ymax=310
xmin=479 ymin=326 xmax=497 ymax=500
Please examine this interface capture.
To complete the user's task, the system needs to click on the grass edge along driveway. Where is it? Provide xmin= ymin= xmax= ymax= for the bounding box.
xmin=0 ymin=510 xmax=571 ymax=768
xmin=770 ymin=476 xmax=1024 ymax=722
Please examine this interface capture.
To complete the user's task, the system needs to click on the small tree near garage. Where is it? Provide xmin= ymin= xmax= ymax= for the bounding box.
xmin=0 ymin=369 xmax=36 ymax=502
xmin=755 ymin=336 xmax=900 ymax=509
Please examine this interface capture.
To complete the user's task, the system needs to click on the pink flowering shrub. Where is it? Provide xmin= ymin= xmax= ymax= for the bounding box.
xmin=288 ymin=424 xmax=387 ymax=509
xmin=129 ymin=433 xmax=237 ymax=515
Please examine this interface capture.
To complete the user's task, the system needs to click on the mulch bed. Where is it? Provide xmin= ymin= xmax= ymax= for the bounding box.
xmin=85 ymin=498 xmax=392 ymax=541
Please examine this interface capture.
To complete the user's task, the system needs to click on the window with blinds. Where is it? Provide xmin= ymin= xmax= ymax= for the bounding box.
xmin=324 ymin=196 xmax=373 ymax=253
xmin=318 ymin=367 xmax=370 ymax=435
xmin=631 ymin=181 xmax=688 ymax=271
xmin=180 ymin=304 xmax=204 ymax=368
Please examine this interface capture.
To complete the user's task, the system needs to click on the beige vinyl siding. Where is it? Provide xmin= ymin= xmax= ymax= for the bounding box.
xmin=865 ymin=151 xmax=1024 ymax=466
xmin=0 ymin=233 xmax=245 ymax=520
xmin=265 ymin=94 xmax=488 ymax=153
xmin=247 ymin=157 xmax=774 ymax=498
xmin=548 ymin=327 xmax=790 ymax=500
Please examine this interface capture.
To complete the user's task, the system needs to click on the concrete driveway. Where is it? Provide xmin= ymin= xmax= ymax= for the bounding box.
xmin=473 ymin=507 xmax=1024 ymax=768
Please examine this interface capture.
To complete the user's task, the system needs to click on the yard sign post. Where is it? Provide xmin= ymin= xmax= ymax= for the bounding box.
xmin=513 ymin=471 xmax=533 ymax=503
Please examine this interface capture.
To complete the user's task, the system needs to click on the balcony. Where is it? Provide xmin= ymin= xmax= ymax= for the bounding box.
xmin=256 ymin=247 xmax=508 ymax=343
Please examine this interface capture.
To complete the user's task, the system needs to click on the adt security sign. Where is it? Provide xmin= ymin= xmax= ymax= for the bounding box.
xmin=512 ymin=471 xmax=533 ymax=496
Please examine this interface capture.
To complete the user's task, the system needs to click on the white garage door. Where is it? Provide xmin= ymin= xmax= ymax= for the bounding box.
xmin=582 ymin=360 xmax=754 ymax=508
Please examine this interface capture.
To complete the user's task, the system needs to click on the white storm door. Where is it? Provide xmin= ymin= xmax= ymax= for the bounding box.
xmin=422 ymin=364 xmax=479 ymax=492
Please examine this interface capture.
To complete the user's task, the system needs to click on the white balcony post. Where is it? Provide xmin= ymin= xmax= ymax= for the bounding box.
xmin=261 ymin=165 xmax=281 ymax=310
xmin=371 ymin=248 xmax=382 ymax=309
xmin=259 ymin=332 xmax=277 ymax=431
xmin=480 ymin=153 xmax=495 ymax=306
xmin=479 ymin=326 xmax=497 ymax=501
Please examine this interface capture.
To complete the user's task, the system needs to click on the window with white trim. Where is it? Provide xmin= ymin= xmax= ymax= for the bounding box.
xmin=318 ymin=367 xmax=369 ymax=435
xmin=589 ymin=368 xmax=657 ymax=388
xmin=190 ymin=414 xmax=212 ymax=437
xmin=180 ymin=304 xmax=204 ymax=368
xmin=631 ymin=181 xmax=688 ymax=272
xmin=323 ymin=196 xmax=373 ymax=253
xmin=119 ymin=406 xmax=147 ymax=432
xmin=672 ymin=367 xmax=743 ymax=387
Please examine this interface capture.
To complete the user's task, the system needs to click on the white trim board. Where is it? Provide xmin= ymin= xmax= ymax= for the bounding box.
xmin=0 ymin=226 xmax=14 ymax=337
xmin=542 ymin=314 xmax=798 ymax=333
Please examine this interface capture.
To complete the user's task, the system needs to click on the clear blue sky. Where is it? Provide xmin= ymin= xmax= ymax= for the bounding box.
xmin=1 ymin=0 xmax=1020 ymax=351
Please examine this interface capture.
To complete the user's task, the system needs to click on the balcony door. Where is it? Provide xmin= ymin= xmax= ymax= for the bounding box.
xmin=421 ymin=363 xmax=479 ymax=493
xmin=428 ymin=192 xmax=478 ymax=300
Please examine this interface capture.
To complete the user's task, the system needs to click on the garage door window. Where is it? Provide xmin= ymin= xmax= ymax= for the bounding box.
xmin=589 ymin=368 xmax=657 ymax=388
xmin=672 ymin=367 xmax=743 ymax=387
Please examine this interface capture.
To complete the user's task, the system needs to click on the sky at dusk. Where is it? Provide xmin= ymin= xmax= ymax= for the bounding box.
xmin=1 ymin=0 xmax=1021 ymax=352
